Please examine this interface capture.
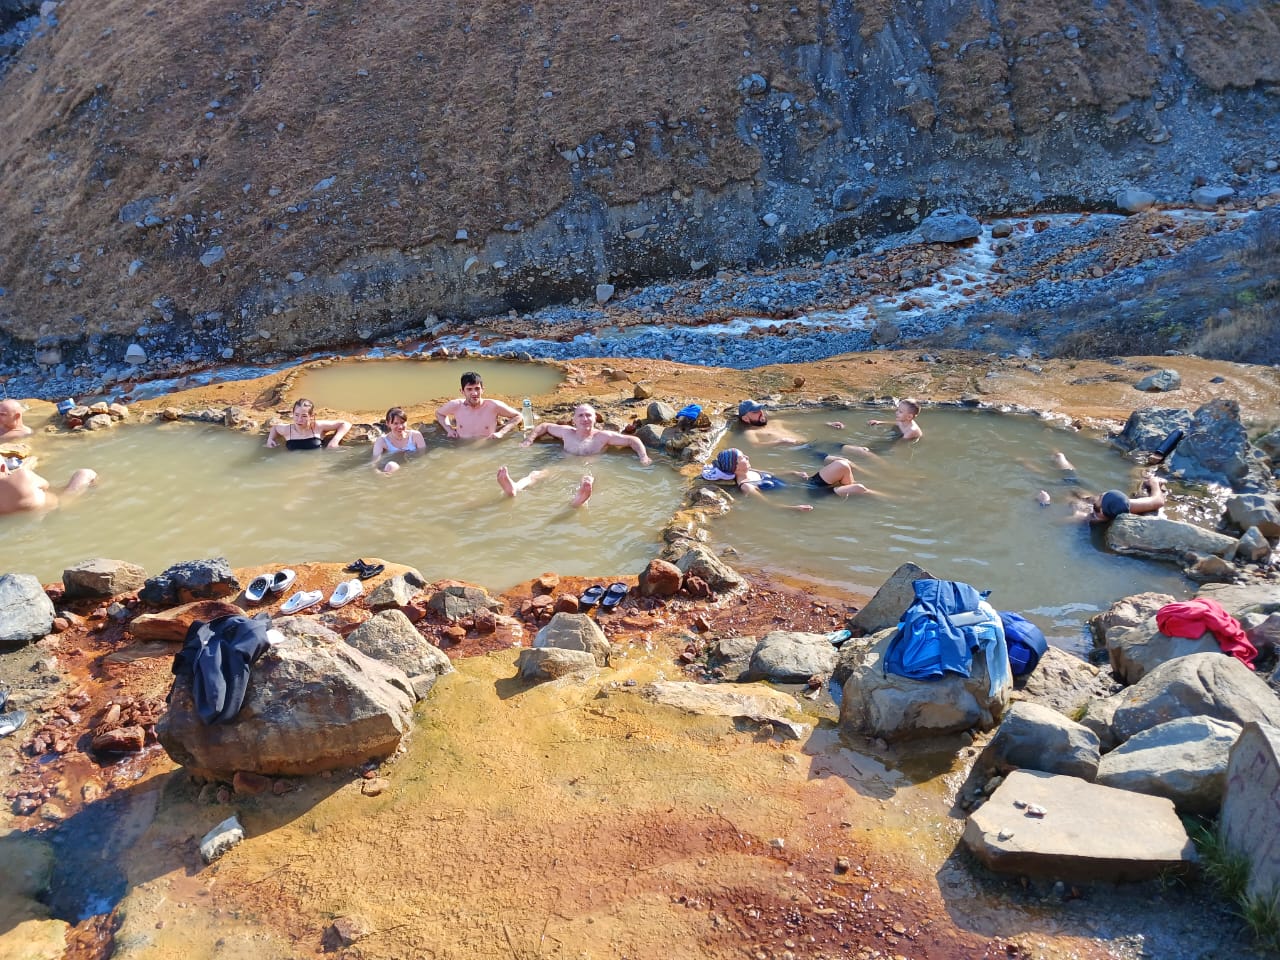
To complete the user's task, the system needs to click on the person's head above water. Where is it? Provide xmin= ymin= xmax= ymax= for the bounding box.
xmin=460 ymin=372 xmax=485 ymax=406
xmin=1094 ymin=489 xmax=1131 ymax=520
xmin=291 ymin=398 xmax=316 ymax=424
xmin=0 ymin=399 xmax=31 ymax=438
xmin=702 ymin=447 xmax=750 ymax=481
xmin=572 ymin=403 xmax=598 ymax=430
xmin=896 ymin=398 xmax=921 ymax=420
xmin=385 ymin=406 xmax=407 ymax=427
xmin=737 ymin=400 xmax=768 ymax=427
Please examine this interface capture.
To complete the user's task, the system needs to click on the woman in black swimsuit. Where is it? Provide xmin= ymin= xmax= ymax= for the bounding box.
xmin=265 ymin=398 xmax=352 ymax=450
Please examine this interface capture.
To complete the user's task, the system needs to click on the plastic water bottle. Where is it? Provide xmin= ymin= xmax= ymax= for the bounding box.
xmin=521 ymin=398 xmax=534 ymax=430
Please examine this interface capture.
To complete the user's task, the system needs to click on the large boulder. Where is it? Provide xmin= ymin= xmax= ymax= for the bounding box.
xmin=963 ymin=769 xmax=1195 ymax=883
xmin=1114 ymin=407 xmax=1191 ymax=460
xmin=1106 ymin=620 xmax=1220 ymax=686
xmin=638 ymin=558 xmax=682 ymax=597
xmin=918 ymin=210 xmax=981 ymax=243
xmin=979 ymin=701 xmax=1100 ymax=779
xmin=156 ymin=618 xmax=415 ymax=777
xmin=0 ymin=574 xmax=56 ymax=650
xmin=427 ymin=583 xmax=501 ymax=620
xmin=1014 ymin=646 xmax=1116 ymax=719
xmin=1169 ymin=399 xmax=1271 ymax=492
xmin=1219 ymin=722 xmax=1280 ymax=915
xmin=1088 ymin=591 xmax=1175 ymax=648
xmin=139 ymin=558 xmax=239 ymax=606
xmin=1133 ymin=369 xmax=1181 ymax=393
xmin=534 ymin=613 xmax=611 ymax=666
xmin=1111 ymin=653 xmax=1280 ymax=744
xmin=1104 ymin=514 xmax=1238 ymax=562
xmin=62 ymin=559 xmax=146 ymax=599
xmin=673 ymin=545 xmax=745 ymax=594
xmin=345 ymin=610 xmax=452 ymax=699
xmin=1095 ymin=715 xmax=1241 ymax=815
xmin=849 ymin=562 xmax=932 ymax=636
xmin=1225 ymin=494 xmax=1280 ymax=538
xmin=746 ymin=631 xmax=838 ymax=682
xmin=516 ymin=647 xmax=599 ymax=682
xmin=838 ymin=628 xmax=1010 ymax=741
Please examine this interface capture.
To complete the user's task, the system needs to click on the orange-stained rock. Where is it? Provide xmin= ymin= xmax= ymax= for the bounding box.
xmin=129 ymin=599 xmax=245 ymax=642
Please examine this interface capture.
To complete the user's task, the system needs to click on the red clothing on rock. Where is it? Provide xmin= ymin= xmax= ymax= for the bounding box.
xmin=1155 ymin=598 xmax=1256 ymax=670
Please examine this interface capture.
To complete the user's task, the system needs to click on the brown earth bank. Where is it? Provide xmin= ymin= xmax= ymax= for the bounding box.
xmin=1 ymin=0 xmax=1278 ymax=373
xmin=1 ymin=350 xmax=1278 ymax=960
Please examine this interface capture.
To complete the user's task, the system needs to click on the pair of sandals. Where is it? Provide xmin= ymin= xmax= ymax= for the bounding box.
xmin=280 ymin=578 xmax=364 ymax=615
xmin=344 ymin=559 xmax=386 ymax=580
xmin=580 ymin=582 xmax=628 ymax=611
xmin=244 ymin=569 xmax=297 ymax=603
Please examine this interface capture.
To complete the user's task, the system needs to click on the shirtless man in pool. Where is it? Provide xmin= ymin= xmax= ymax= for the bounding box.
xmin=435 ymin=372 xmax=522 ymax=440
xmin=0 ymin=400 xmax=33 ymax=443
xmin=0 ymin=459 xmax=97 ymax=515
xmin=497 ymin=403 xmax=651 ymax=507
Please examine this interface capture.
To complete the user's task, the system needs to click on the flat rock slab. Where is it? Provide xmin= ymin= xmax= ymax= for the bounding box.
xmin=644 ymin=681 xmax=799 ymax=719
xmin=964 ymin=769 xmax=1195 ymax=883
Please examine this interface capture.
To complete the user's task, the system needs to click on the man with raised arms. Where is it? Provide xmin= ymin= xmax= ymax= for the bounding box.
xmin=497 ymin=403 xmax=651 ymax=508
xmin=435 ymin=371 xmax=522 ymax=439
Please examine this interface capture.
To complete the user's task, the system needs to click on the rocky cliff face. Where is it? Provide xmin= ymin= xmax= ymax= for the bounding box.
xmin=0 ymin=0 xmax=1277 ymax=379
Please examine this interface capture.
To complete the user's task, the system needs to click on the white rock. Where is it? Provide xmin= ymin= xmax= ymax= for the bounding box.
xmin=199 ymin=815 xmax=244 ymax=864
xmin=761 ymin=212 xmax=780 ymax=227
xmin=595 ymin=283 xmax=615 ymax=305
xmin=124 ymin=344 xmax=147 ymax=365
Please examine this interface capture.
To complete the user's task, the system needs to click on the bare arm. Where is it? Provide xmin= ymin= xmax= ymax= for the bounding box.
xmin=370 ymin=436 xmax=388 ymax=464
xmin=436 ymin=399 xmax=461 ymax=438
xmin=603 ymin=431 xmax=651 ymax=465
xmin=319 ymin=419 xmax=352 ymax=448
xmin=265 ymin=423 xmax=283 ymax=447
xmin=521 ymin=422 xmax=562 ymax=446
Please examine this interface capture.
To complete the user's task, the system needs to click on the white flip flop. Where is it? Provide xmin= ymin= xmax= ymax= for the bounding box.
xmin=329 ymin=579 xmax=364 ymax=608
xmin=280 ymin=590 xmax=323 ymax=615
xmin=244 ymin=575 xmax=272 ymax=603
xmin=270 ymin=568 xmax=297 ymax=593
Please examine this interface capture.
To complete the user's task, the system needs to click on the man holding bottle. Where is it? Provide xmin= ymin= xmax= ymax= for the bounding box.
xmin=435 ymin=371 xmax=523 ymax=439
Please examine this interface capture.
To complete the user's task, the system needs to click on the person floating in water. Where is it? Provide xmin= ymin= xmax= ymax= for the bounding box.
xmin=0 ymin=400 xmax=33 ymax=443
xmin=1081 ymin=473 xmax=1168 ymax=524
xmin=265 ymin=398 xmax=352 ymax=450
xmin=701 ymin=448 xmax=808 ymax=511
xmin=866 ymin=398 xmax=922 ymax=442
xmin=370 ymin=407 xmax=426 ymax=474
xmin=0 ymin=459 xmax=96 ymax=515
xmin=435 ymin=371 xmax=522 ymax=440
xmin=499 ymin=403 xmax=651 ymax=508
xmin=705 ymin=446 xmax=879 ymax=506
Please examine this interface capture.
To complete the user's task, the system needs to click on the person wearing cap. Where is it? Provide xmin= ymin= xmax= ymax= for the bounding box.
xmin=702 ymin=448 xmax=812 ymax=511
xmin=1085 ymin=474 xmax=1167 ymax=523
xmin=734 ymin=399 xmax=810 ymax=446
xmin=0 ymin=400 xmax=32 ymax=442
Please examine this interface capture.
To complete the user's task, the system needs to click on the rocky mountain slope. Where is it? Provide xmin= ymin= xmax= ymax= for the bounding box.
xmin=0 ymin=0 xmax=1277 ymax=380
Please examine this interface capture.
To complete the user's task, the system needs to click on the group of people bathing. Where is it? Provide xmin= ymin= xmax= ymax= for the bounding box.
xmin=266 ymin=372 xmax=648 ymax=509
xmin=0 ymin=373 xmax=1166 ymax=523
xmin=268 ymin=373 xmax=926 ymax=513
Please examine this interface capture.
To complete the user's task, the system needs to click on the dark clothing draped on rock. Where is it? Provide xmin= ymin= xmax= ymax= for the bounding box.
xmin=171 ymin=615 xmax=272 ymax=724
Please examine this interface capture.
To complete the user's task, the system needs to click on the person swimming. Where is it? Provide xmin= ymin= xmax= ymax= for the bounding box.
xmin=370 ymin=407 xmax=426 ymax=474
xmin=265 ymin=398 xmax=352 ymax=451
xmin=701 ymin=448 xmax=813 ymax=511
